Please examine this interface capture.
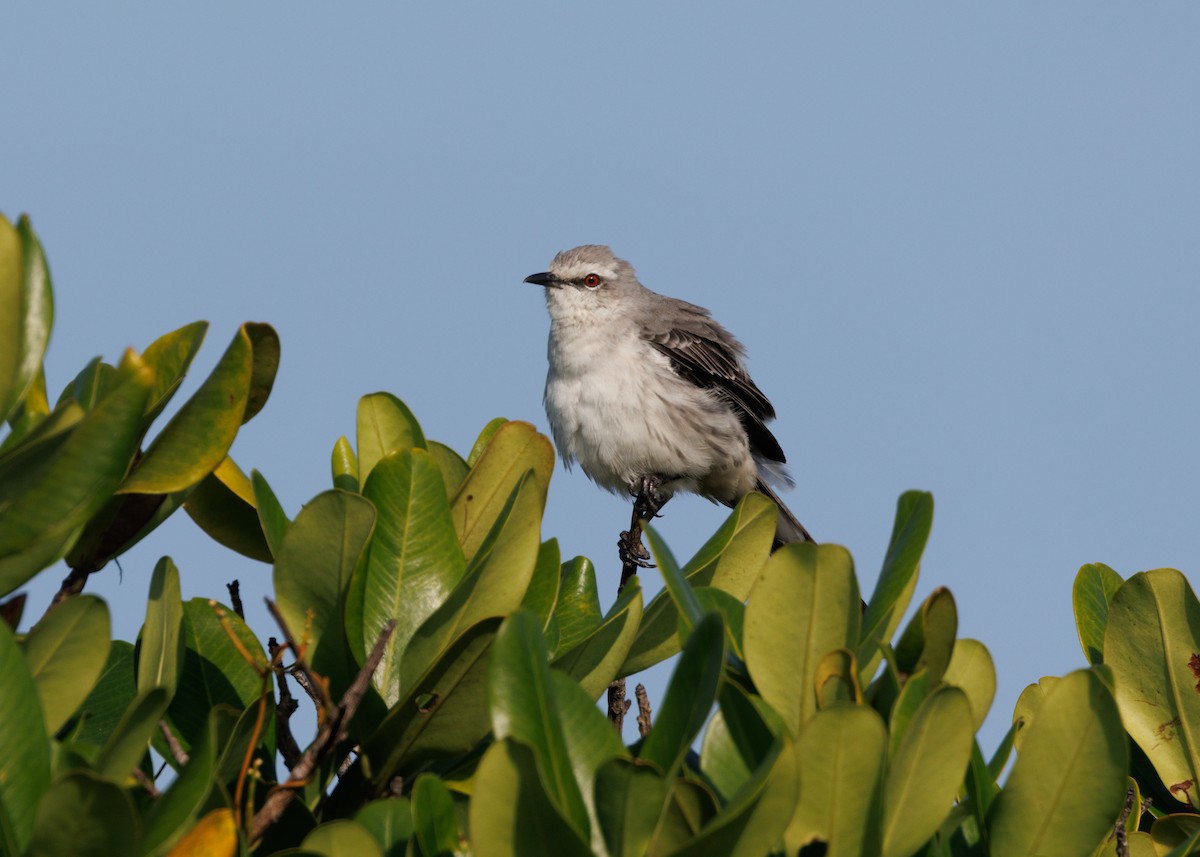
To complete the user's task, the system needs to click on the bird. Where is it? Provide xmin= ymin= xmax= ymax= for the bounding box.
xmin=523 ymin=245 xmax=812 ymax=564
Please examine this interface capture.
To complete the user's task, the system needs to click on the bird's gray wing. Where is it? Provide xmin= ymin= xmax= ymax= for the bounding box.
xmin=643 ymin=305 xmax=787 ymax=464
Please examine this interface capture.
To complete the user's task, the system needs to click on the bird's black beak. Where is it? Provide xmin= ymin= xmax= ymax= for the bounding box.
xmin=524 ymin=272 xmax=559 ymax=288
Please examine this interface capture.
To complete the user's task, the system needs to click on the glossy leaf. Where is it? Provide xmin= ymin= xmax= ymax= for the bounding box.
xmin=22 ymin=594 xmax=111 ymax=734
xmin=814 ymin=648 xmax=860 ymax=707
xmin=1073 ymin=562 xmax=1124 ymax=666
xmin=988 ymin=668 xmax=1127 ymax=857
xmin=26 ymin=770 xmax=136 ymax=857
xmin=942 ymin=638 xmax=996 ymax=732
xmin=640 ymin=612 xmax=726 ymax=779
xmin=119 ymin=325 xmax=254 ymax=494
xmin=411 ymin=775 xmax=460 ymax=857
xmin=621 ymin=492 xmax=776 ymax=675
xmin=183 ymin=454 xmax=274 ymax=561
xmin=595 ymin=758 xmax=669 ymax=857
xmin=331 ymin=435 xmax=359 ymax=493
xmin=449 ymin=421 xmax=552 ymax=562
xmin=467 ymin=417 xmax=507 ymax=467
xmin=356 ymin=448 xmax=466 ymax=704
xmin=165 ymin=598 xmax=269 ymax=754
xmin=241 ymin=321 xmax=280 ymax=424
xmin=646 ymin=523 xmax=704 ymax=633
xmin=699 ymin=711 xmax=754 ymax=802
xmin=139 ymin=705 xmax=223 ymax=856
xmin=137 ymin=557 xmax=184 ymax=702
xmin=469 ymin=738 xmax=591 ymax=857
xmin=428 ymin=440 xmax=469 ymax=499
xmin=0 ymin=620 xmax=50 ymax=850
xmin=251 ymin=468 xmax=290 ymax=556
xmin=552 ymin=577 xmax=643 ymax=699
xmin=139 ymin=320 xmax=207 ymax=425
xmin=744 ymin=543 xmax=861 ymax=735
xmin=894 ymin=586 xmax=957 ymax=685
xmin=356 ymin=392 xmax=426 ymax=485
xmin=301 ymin=820 xmax=385 ymax=857
xmin=553 ymin=556 xmax=602 ymax=652
xmin=0 ymin=350 xmax=153 ymax=592
xmin=361 ymin=618 xmax=500 ymax=790
xmin=521 ymin=539 xmax=562 ymax=632
xmin=73 ymin=640 xmax=136 ymax=747
xmin=274 ymin=489 xmax=375 ymax=676
xmin=165 ymin=808 xmax=237 ymax=857
xmin=0 ymin=216 xmax=54 ymax=426
xmin=93 ymin=686 xmax=170 ymax=782
xmin=1106 ymin=569 xmax=1200 ymax=811
xmin=881 ymin=686 xmax=974 ymax=857
xmin=489 ymin=611 xmax=590 ymax=836
xmin=354 ymin=798 xmax=413 ymax=856
xmin=786 ymin=704 xmax=887 ymax=856
xmin=858 ymin=490 xmax=933 ymax=681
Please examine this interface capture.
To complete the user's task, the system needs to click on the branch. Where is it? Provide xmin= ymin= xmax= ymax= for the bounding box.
xmin=607 ymin=679 xmax=631 ymax=735
xmin=159 ymin=720 xmax=189 ymax=766
xmin=249 ymin=620 xmax=394 ymax=843
xmin=226 ymin=580 xmax=245 ymax=620
xmin=267 ymin=636 xmax=303 ymax=771
xmin=635 ymin=684 xmax=653 ymax=737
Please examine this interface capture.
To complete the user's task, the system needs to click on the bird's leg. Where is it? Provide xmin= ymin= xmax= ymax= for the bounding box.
xmin=618 ymin=475 xmax=668 ymax=589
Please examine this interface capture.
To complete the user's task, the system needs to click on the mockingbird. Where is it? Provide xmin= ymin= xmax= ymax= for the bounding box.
xmin=524 ymin=245 xmax=813 ymax=565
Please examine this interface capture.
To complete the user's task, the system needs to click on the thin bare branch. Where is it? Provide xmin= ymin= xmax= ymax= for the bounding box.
xmin=635 ymin=683 xmax=653 ymax=737
xmin=249 ymin=620 xmax=394 ymax=844
xmin=159 ymin=720 xmax=189 ymax=766
xmin=226 ymin=580 xmax=245 ymax=620
xmin=268 ymin=636 xmax=304 ymax=771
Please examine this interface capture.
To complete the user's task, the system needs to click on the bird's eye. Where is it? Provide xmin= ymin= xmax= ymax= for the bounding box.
xmin=583 ymin=273 xmax=601 ymax=288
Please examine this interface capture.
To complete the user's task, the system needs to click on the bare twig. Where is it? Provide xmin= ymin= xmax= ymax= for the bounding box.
xmin=227 ymin=580 xmax=245 ymax=620
xmin=132 ymin=767 xmax=161 ymax=798
xmin=635 ymin=684 xmax=653 ymax=737
xmin=264 ymin=599 xmax=328 ymax=715
xmin=159 ymin=720 xmax=189 ymax=766
xmin=607 ymin=679 xmax=631 ymax=734
xmin=249 ymin=620 xmax=394 ymax=843
xmin=268 ymin=637 xmax=304 ymax=771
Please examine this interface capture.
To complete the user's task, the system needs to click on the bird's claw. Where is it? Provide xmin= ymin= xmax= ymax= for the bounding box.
xmin=619 ymin=531 xmax=655 ymax=569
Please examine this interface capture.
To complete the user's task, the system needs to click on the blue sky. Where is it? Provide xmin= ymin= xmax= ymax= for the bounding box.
xmin=5 ymin=5 xmax=1198 ymax=754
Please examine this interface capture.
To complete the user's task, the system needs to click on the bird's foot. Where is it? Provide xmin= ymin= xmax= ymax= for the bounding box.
xmin=618 ymin=530 xmax=655 ymax=569
xmin=633 ymin=474 xmax=666 ymax=520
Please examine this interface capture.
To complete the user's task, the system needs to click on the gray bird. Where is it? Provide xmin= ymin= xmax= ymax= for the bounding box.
xmin=524 ymin=245 xmax=813 ymax=553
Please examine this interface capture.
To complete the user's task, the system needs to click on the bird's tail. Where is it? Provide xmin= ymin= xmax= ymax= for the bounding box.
xmin=754 ymin=479 xmax=814 ymax=546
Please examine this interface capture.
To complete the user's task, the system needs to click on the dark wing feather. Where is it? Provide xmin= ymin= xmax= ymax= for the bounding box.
xmin=643 ymin=302 xmax=787 ymax=464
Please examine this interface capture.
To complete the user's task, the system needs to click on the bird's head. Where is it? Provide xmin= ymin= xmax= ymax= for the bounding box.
xmin=524 ymin=245 xmax=641 ymax=320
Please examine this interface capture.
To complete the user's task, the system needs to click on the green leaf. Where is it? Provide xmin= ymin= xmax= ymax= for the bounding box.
xmin=1106 ymin=569 xmax=1200 ymax=811
xmin=645 ymin=523 xmax=704 ymax=633
xmin=894 ymin=586 xmax=957 ymax=686
xmin=93 ymin=686 xmax=170 ymax=782
xmin=858 ymin=490 xmax=933 ymax=681
xmin=0 ymin=350 xmax=153 ymax=593
xmin=139 ymin=320 xmax=207 ymax=425
xmin=699 ymin=711 xmax=754 ymax=802
xmin=301 ymin=820 xmax=385 ymax=857
xmin=785 ymin=704 xmax=887 ymax=855
xmin=594 ymin=758 xmax=669 ymax=857
xmin=0 ymin=216 xmax=54 ymax=426
xmin=450 ymin=421 xmax=553 ymax=563
xmin=411 ymin=775 xmax=461 ymax=857
xmin=0 ymin=619 xmax=50 ymax=850
xmin=693 ymin=586 xmax=747 ymax=662
xmin=651 ymin=778 xmax=720 ymax=853
xmin=621 ymin=492 xmax=775 ymax=675
xmin=356 ymin=448 xmax=466 ymax=705
xmin=881 ymin=686 xmax=975 ymax=857
xmin=26 ymin=770 xmax=136 ymax=857
xmin=138 ymin=705 xmax=223 ymax=856
xmin=241 ymin=322 xmax=280 ymax=424
xmin=428 ymin=440 xmax=469 ymax=499
xmin=251 ymin=468 xmax=290 ymax=556
xmin=180 ymin=455 xmax=273 ymax=561
xmin=72 ymin=640 xmax=136 ymax=748
xmin=521 ymin=539 xmax=562 ymax=632
xmin=331 ymin=435 xmax=359 ymax=493
xmin=356 ymin=392 xmax=427 ymax=485
xmin=942 ymin=638 xmax=996 ymax=732
xmin=354 ymin=798 xmax=413 ymax=857
xmin=744 ymin=543 xmax=861 ymax=735
xmin=988 ymin=668 xmax=1128 ymax=857
xmin=1073 ymin=563 xmax=1125 ymax=666
xmin=119 ymin=325 xmax=256 ymax=494
xmin=553 ymin=556 xmax=602 ymax=653
xmin=274 ymin=489 xmax=376 ymax=683
xmin=468 ymin=738 xmax=591 ymax=857
xmin=165 ymin=598 xmax=269 ymax=754
xmin=640 ymin=612 xmax=726 ymax=779
xmin=488 ymin=611 xmax=589 ymax=836
xmin=22 ymin=594 xmax=111 ymax=734
xmin=467 ymin=417 xmax=507 ymax=467
xmin=360 ymin=617 xmax=500 ymax=791
xmin=137 ymin=557 xmax=184 ymax=702
xmin=552 ymin=577 xmax=643 ymax=699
